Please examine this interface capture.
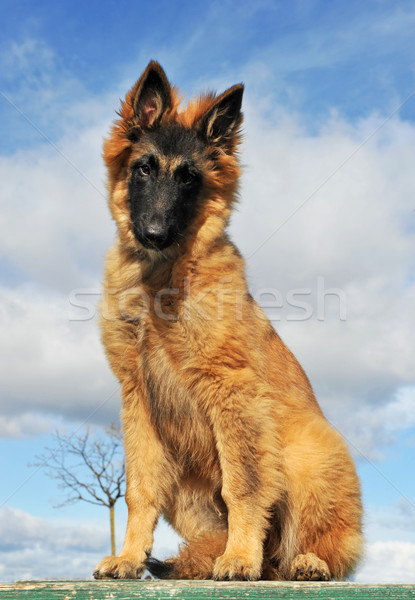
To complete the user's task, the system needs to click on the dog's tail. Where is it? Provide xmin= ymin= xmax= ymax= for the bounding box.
xmin=146 ymin=534 xmax=227 ymax=580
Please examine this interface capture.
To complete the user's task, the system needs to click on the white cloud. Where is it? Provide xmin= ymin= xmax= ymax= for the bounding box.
xmin=0 ymin=40 xmax=119 ymax=435
xmin=1 ymin=38 xmax=57 ymax=91
xmin=364 ymin=499 xmax=415 ymax=544
xmin=343 ymin=498 xmax=415 ymax=582
xmin=0 ymin=285 xmax=118 ymax=431
xmin=371 ymin=387 xmax=415 ymax=433
xmin=337 ymin=386 xmax=415 ymax=459
xmin=0 ymin=37 xmax=115 ymax=140
xmin=0 ymin=413 xmax=55 ymax=438
xmin=355 ymin=541 xmax=415 ymax=583
xmin=0 ymin=506 xmax=107 ymax=582
xmin=0 ymin=133 xmax=113 ymax=292
xmin=0 ymin=506 xmax=181 ymax=582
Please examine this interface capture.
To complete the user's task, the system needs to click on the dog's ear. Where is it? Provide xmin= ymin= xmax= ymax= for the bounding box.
xmin=198 ymin=84 xmax=244 ymax=146
xmin=132 ymin=61 xmax=172 ymax=128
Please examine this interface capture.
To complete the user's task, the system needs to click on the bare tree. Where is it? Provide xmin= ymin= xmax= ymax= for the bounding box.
xmin=33 ymin=423 xmax=125 ymax=555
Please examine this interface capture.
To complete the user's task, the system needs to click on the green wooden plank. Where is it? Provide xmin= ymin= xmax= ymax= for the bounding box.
xmin=0 ymin=581 xmax=414 ymax=600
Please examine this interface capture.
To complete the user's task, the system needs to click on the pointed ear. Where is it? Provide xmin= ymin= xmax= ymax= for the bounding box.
xmin=132 ymin=61 xmax=172 ymax=128
xmin=198 ymin=84 xmax=244 ymax=145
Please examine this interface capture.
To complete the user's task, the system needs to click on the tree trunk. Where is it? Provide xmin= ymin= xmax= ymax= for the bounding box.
xmin=110 ymin=503 xmax=116 ymax=555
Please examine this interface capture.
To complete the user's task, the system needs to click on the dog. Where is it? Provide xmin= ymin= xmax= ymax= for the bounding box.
xmin=93 ymin=61 xmax=362 ymax=581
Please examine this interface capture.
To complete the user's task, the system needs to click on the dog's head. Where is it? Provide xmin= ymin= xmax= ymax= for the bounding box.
xmin=103 ymin=61 xmax=243 ymax=254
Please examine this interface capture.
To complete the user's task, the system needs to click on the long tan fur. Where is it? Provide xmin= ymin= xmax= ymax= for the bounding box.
xmin=94 ymin=61 xmax=362 ymax=582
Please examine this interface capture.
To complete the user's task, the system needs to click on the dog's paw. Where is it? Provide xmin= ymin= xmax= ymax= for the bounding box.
xmin=213 ymin=553 xmax=261 ymax=581
xmin=93 ymin=554 xmax=146 ymax=579
xmin=290 ymin=553 xmax=330 ymax=581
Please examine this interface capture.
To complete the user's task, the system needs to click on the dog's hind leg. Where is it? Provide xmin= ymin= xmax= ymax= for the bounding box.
xmin=280 ymin=417 xmax=363 ymax=581
xmin=146 ymin=479 xmax=228 ymax=579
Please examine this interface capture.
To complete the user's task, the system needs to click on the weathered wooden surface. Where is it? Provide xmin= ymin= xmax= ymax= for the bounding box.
xmin=0 ymin=580 xmax=414 ymax=600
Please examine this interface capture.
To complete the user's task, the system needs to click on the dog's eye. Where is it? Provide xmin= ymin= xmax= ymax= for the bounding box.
xmin=182 ymin=172 xmax=194 ymax=184
xmin=180 ymin=169 xmax=196 ymax=185
xmin=139 ymin=164 xmax=151 ymax=176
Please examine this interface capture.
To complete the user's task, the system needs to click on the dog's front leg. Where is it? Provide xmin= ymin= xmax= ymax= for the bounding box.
xmin=94 ymin=382 xmax=172 ymax=579
xmin=209 ymin=394 xmax=284 ymax=581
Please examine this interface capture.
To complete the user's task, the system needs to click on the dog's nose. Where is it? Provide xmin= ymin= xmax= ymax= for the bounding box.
xmin=143 ymin=222 xmax=168 ymax=243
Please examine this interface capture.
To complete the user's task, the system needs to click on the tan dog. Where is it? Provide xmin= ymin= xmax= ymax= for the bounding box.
xmin=93 ymin=61 xmax=362 ymax=581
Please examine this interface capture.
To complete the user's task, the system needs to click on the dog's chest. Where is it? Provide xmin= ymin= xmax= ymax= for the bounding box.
xmin=138 ymin=317 xmax=215 ymax=465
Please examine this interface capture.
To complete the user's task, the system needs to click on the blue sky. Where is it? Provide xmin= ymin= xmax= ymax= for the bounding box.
xmin=1 ymin=0 xmax=415 ymax=583
xmin=2 ymin=0 xmax=415 ymax=150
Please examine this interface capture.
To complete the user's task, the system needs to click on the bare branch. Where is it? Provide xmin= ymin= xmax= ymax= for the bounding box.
xmin=31 ymin=423 xmax=125 ymax=509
